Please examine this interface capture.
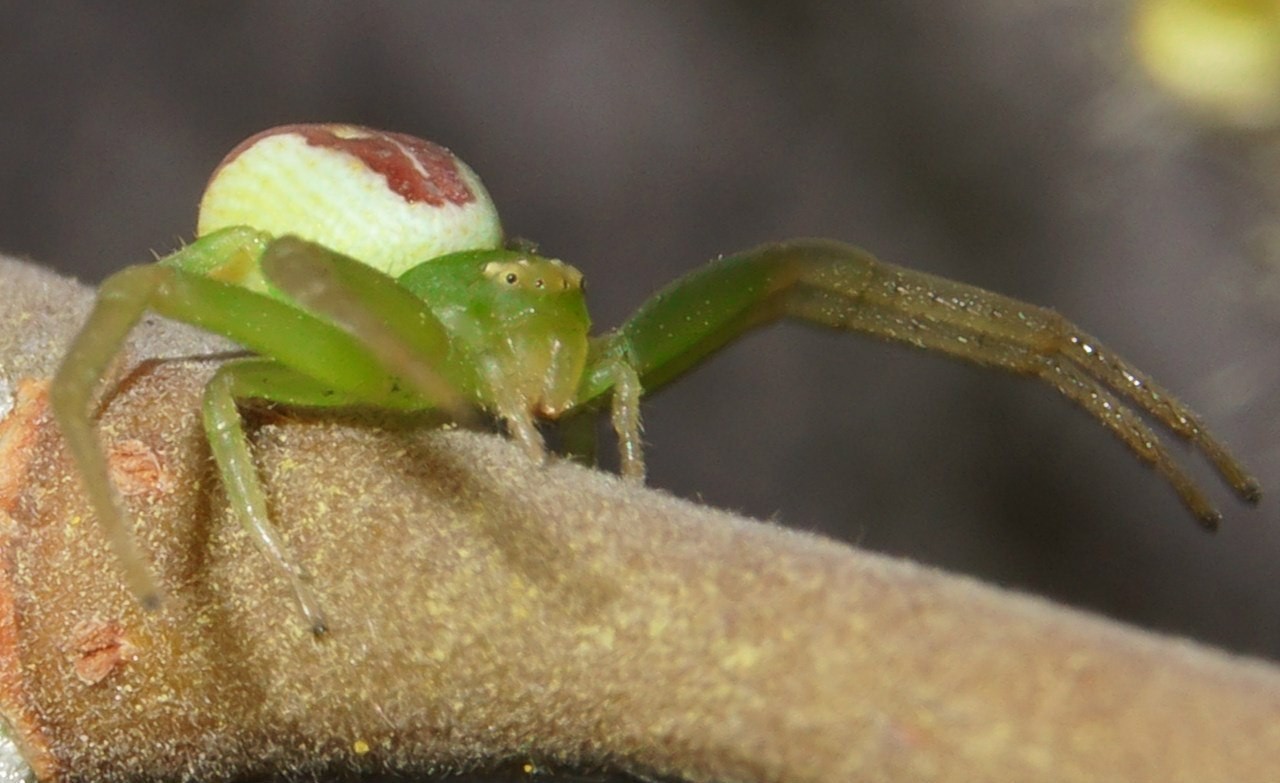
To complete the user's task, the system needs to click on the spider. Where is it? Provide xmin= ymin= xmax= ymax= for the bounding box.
xmin=52 ymin=123 xmax=1260 ymax=634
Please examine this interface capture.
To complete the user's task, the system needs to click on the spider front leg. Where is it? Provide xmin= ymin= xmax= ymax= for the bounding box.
xmin=52 ymin=228 xmax=274 ymax=608
xmin=53 ymin=232 xmax=466 ymax=629
xmin=581 ymin=239 xmax=1259 ymax=527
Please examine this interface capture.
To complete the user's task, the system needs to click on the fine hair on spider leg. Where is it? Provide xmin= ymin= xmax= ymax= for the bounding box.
xmin=769 ymin=240 xmax=1260 ymax=526
xmin=604 ymin=237 xmax=1258 ymax=527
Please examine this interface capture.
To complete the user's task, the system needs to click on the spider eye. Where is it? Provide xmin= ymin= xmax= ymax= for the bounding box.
xmin=505 ymin=272 xmax=518 ymax=285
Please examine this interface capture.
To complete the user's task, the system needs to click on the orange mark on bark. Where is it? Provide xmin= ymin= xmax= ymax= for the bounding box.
xmin=0 ymin=378 xmax=60 ymax=778
xmin=70 ymin=620 xmax=138 ymax=685
xmin=0 ymin=378 xmax=49 ymax=515
xmin=108 ymin=439 xmax=174 ymax=496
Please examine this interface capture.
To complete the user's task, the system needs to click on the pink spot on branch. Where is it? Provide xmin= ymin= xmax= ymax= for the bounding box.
xmin=107 ymin=439 xmax=174 ymax=497
xmin=69 ymin=620 xmax=137 ymax=685
xmin=216 ymin=124 xmax=477 ymax=208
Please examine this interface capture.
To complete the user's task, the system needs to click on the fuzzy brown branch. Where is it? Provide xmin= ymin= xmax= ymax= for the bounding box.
xmin=0 ymin=254 xmax=1278 ymax=782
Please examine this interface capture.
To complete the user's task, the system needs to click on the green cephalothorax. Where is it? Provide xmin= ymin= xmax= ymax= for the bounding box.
xmin=398 ymin=249 xmax=591 ymax=420
xmin=53 ymin=123 xmax=1261 ymax=634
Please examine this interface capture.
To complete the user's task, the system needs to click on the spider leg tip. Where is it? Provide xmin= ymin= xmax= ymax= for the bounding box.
xmin=1195 ymin=510 xmax=1222 ymax=532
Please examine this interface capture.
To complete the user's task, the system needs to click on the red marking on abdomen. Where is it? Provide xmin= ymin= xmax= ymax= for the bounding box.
xmin=215 ymin=124 xmax=477 ymax=207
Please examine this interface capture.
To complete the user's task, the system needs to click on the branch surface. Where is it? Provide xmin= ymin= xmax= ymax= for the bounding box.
xmin=1 ymin=254 xmax=1278 ymax=782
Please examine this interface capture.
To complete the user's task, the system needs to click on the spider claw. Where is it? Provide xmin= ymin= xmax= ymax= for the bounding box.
xmin=1239 ymin=478 xmax=1263 ymax=506
xmin=139 ymin=590 xmax=164 ymax=612
xmin=1174 ymin=484 xmax=1223 ymax=532
xmin=298 ymin=596 xmax=329 ymax=636
xmin=1195 ymin=509 xmax=1222 ymax=533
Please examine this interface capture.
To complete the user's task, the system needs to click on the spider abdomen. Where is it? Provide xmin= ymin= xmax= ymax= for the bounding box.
xmin=197 ymin=123 xmax=503 ymax=278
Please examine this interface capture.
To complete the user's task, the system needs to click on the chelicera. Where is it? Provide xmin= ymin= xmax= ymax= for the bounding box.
xmin=52 ymin=123 xmax=1261 ymax=633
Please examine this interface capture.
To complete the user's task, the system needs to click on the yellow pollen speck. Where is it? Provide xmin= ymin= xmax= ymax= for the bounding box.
xmin=585 ymin=625 xmax=615 ymax=649
xmin=723 ymin=642 xmax=763 ymax=670
xmin=352 ymin=739 xmax=370 ymax=755
xmin=647 ymin=614 xmax=669 ymax=637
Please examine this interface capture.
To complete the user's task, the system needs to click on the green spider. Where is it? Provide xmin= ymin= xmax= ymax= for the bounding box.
xmin=53 ymin=123 xmax=1260 ymax=634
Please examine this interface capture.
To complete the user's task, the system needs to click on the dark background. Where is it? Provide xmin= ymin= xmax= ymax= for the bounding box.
xmin=3 ymin=2 xmax=1278 ymax=660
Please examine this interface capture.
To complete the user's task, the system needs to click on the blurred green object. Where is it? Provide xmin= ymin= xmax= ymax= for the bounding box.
xmin=1134 ymin=0 xmax=1280 ymax=128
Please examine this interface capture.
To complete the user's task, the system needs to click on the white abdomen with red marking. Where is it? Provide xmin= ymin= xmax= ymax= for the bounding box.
xmin=197 ymin=124 xmax=503 ymax=278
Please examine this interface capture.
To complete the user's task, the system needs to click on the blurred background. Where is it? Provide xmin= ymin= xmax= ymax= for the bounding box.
xmin=2 ymin=1 xmax=1278 ymax=661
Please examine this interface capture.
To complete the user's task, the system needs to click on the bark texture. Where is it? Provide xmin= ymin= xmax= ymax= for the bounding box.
xmin=0 ymin=254 xmax=1278 ymax=782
